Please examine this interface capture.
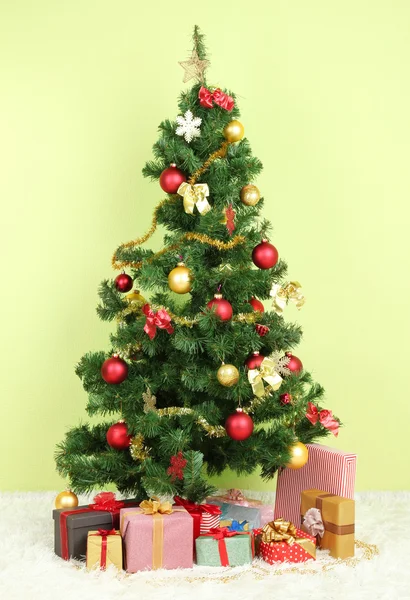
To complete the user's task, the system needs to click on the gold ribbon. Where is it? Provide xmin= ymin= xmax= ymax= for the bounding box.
xmin=261 ymin=518 xmax=316 ymax=558
xmin=248 ymin=356 xmax=283 ymax=397
xmin=270 ymin=281 xmax=305 ymax=315
xmin=177 ymin=182 xmax=211 ymax=215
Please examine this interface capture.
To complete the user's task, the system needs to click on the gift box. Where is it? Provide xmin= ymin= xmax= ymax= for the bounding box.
xmin=274 ymin=444 xmax=356 ymax=526
xmin=206 ymin=489 xmax=274 ymax=529
xmin=120 ymin=498 xmax=194 ymax=572
xmin=86 ymin=529 xmax=122 ymax=570
xmin=53 ymin=492 xmax=137 ymax=561
xmin=174 ymin=497 xmax=222 ymax=539
xmin=301 ymin=489 xmax=355 ymax=559
xmin=195 ymin=528 xmax=254 ymax=567
xmin=255 ymin=519 xmax=316 ymax=564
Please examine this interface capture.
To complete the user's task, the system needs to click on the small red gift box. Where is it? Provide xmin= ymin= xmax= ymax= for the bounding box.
xmin=255 ymin=518 xmax=316 ymax=564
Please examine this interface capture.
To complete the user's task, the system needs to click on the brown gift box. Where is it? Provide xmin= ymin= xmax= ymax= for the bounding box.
xmin=300 ymin=489 xmax=355 ymax=559
xmin=86 ymin=530 xmax=123 ymax=570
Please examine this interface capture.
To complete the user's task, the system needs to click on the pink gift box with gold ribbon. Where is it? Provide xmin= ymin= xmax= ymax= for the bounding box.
xmin=120 ymin=502 xmax=193 ymax=572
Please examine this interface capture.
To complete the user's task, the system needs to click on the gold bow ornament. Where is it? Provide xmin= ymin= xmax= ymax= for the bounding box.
xmin=177 ymin=182 xmax=211 ymax=215
xmin=260 ymin=518 xmax=316 ymax=559
xmin=270 ymin=281 xmax=305 ymax=315
xmin=139 ymin=496 xmax=173 ymax=515
xmin=261 ymin=519 xmax=297 ymax=544
xmin=248 ymin=355 xmax=283 ymax=398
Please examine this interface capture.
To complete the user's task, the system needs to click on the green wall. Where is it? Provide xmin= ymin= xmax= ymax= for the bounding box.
xmin=1 ymin=1 xmax=410 ymax=491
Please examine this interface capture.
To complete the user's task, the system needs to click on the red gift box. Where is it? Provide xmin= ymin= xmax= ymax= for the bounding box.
xmin=255 ymin=519 xmax=316 ymax=564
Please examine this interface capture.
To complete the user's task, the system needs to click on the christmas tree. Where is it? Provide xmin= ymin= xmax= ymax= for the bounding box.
xmin=55 ymin=27 xmax=340 ymax=503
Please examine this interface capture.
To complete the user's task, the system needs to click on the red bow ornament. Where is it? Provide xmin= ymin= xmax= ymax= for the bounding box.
xmin=143 ymin=304 xmax=174 ymax=340
xmin=89 ymin=492 xmax=125 ymax=513
xmin=199 ymin=86 xmax=234 ymax=111
xmin=306 ymin=402 xmax=339 ymax=437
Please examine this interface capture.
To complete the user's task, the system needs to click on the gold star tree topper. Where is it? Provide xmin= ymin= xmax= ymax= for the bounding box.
xmin=179 ymin=49 xmax=209 ymax=83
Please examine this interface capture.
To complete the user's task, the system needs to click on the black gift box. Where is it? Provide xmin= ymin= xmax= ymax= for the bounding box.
xmin=53 ymin=500 xmax=136 ymax=561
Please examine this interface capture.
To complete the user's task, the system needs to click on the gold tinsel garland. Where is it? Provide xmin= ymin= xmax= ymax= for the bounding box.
xmin=113 ymin=232 xmax=246 ymax=271
xmin=112 ymin=141 xmax=233 ymax=271
xmin=112 ymin=197 xmax=177 ymax=271
xmin=156 ymin=406 xmax=227 ymax=438
xmin=117 ymin=300 xmax=258 ymax=328
xmin=140 ymin=388 xmax=226 ymax=437
xmin=71 ymin=538 xmax=378 ymax=580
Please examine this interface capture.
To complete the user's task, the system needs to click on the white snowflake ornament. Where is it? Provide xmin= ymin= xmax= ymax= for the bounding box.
xmin=175 ymin=110 xmax=202 ymax=143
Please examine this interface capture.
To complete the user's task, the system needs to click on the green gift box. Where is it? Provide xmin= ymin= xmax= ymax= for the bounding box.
xmin=195 ymin=528 xmax=254 ymax=567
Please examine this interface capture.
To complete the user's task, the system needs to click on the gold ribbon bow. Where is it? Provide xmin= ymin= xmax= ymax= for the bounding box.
xmin=270 ymin=281 xmax=305 ymax=315
xmin=248 ymin=356 xmax=283 ymax=397
xmin=260 ymin=518 xmax=316 ymax=558
xmin=177 ymin=182 xmax=211 ymax=215
xmin=261 ymin=519 xmax=298 ymax=544
xmin=139 ymin=496 xmax=173 ymax=515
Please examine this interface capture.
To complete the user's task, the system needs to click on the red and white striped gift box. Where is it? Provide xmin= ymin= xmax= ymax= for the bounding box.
xmin=274 ymin=444 xmax=356 ymax=527
xmin=200 ymin=511 xmax=221 ymax=534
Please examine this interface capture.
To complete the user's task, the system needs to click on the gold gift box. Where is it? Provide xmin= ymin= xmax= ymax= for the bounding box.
xmin=86 ymin=530 xmax=123 ymax=570
xmin=301 ymin=489 xmax=355 ymax=559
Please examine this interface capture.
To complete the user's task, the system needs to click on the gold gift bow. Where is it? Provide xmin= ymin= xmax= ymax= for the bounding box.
xmin=139 ymin=496 xmax=173 ymax=515
xmin=177 ymin=182 xmax=211 ymax=215
xmin=270 ymin=281 xmax=305 ymax=315
xmin=248 ymin=356 xmax=283 ymax=397
xmin=261 ymin=518 xmax=316 ymax=559
xmin=261 ymin=519 xmax=298 ymax=544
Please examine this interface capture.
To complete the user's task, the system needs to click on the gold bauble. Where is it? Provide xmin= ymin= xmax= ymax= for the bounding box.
xmin=285 ymin=441 xmax=309 ymax=470
xmin=168 ymin=262 xmax=192 ymax=294
xmin=125 ymin=289 xmax=146 ymax=304
xmin=217 ymin=363 xmax=240 ymax=387
xmin=240 ymin=184 xmax=260 ymax=206
xmin=223 ymin=120 xmax=245 ymax=143
xmin=54 ymin=489 xmax=79 ymax=510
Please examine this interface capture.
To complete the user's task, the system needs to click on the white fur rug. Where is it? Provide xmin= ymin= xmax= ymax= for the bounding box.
xmin=0 ymin=491 xmax=408 ymax=600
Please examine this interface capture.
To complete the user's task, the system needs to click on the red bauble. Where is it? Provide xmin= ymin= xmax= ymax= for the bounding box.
xmin=245 ymin=351 xmax=264 ymax=370
xmin=280 ymin=392 xmax=293 ymax=405
xmin=106 ymin=421 xmax=131 ymax=450
xmin=114 ymin=272 xmax=133 ymax=293
xmin=249 ymin=297 xmax=265 ymax=312
xmin=159 ymin=164 xmax=186 ymax=194
xmin=285 ymin=352 xmax=303 ymax=374
xmin=252 ymin=240 xmax=279 ymax=269
xmin=207 ymin=294 xmax=233 ymax=321
xmin=225 ymin=408 xmax=254 ymax=441
xmin=101 ymin=355 xmax=128 ymax=384
xmin=255 ymin=324 xmax=270 ymax=337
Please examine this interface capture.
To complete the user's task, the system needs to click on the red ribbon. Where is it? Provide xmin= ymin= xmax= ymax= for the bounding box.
xmin=143 ymin=304 xmax=174 ymax=340
xmin=89 ymin=529 xmax=119 ymax=570
xmin=306 ymin=402 xmax=339 ymax=436
xmin=174 ymin=497 xmax=222 ymax=539
xmin=198 ymin=86 xmax=234 ymax=112
xmin=202 ymin=527 xmax=254 ymax=567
